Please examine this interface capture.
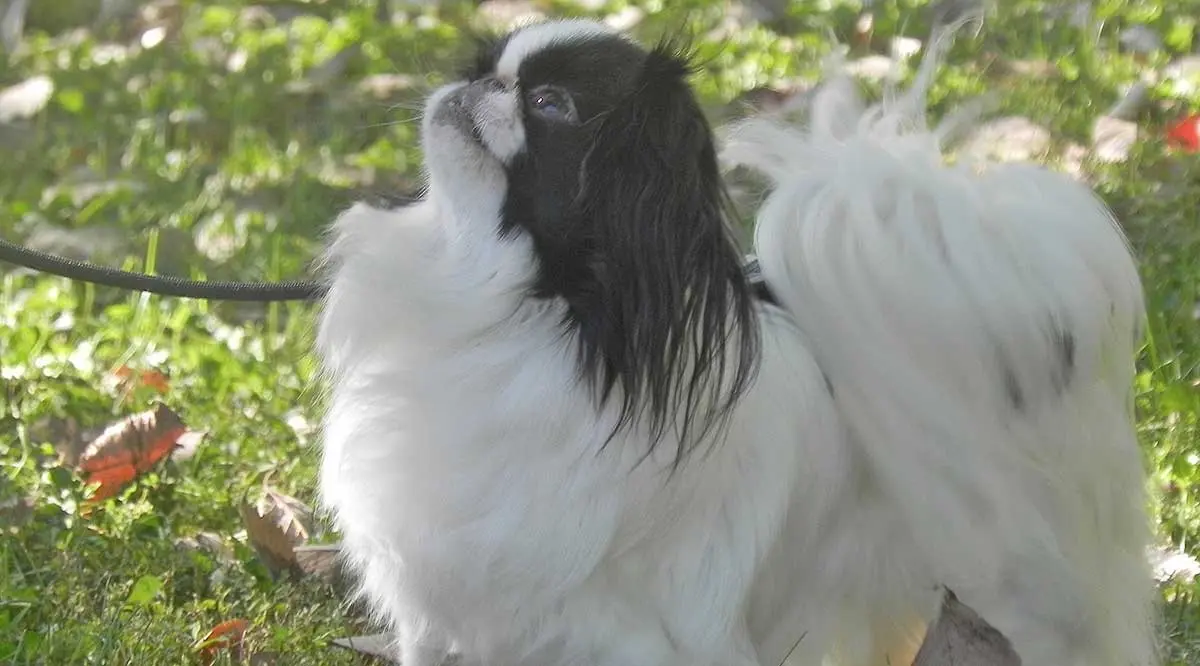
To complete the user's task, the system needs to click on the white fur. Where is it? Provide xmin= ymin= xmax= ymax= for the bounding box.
xmin=318 ymin=24 xmax=1157 ymax=666
xmin=726 ymin=35 xmax=1156 ymax=666
xmin=473 ymin=86 xmax=525 ymax=163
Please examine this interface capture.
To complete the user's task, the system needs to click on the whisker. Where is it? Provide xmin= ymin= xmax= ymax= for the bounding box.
xmin=361 ymin=117 xmax=422 ymax=131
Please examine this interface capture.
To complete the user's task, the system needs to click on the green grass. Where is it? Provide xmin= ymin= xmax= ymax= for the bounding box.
xmin=3 ymin=0 xmax=1200 ymax=663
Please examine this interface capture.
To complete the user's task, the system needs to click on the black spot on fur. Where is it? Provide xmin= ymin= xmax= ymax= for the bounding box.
xmin=1003 ymin=362 xmax=1025 ymax=411
xmin=1051 ymin=327 xmax=1075 ymax=393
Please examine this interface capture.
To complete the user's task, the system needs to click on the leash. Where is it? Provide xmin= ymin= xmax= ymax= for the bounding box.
xmin=1 ymin=235 xmax=771 ymax=303
xmin=0 ymin=236 xmax=326 ymax=302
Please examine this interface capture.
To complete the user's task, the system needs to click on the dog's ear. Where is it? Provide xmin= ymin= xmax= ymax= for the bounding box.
xmin=568 ymin=45 xmax=759 ymax=464
xmin=458 ymin=28 xmax=511 ymax=81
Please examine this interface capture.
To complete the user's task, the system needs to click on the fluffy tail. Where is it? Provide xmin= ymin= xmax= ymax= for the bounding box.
xmin=724 ymin=32 xmax=1157 ymax=666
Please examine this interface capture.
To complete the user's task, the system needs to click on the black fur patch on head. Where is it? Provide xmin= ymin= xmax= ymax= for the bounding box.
xmin=497 ymin=34 xmax=646 ymax=245
xmin=477 ymin=30 xmax=760 ymax=465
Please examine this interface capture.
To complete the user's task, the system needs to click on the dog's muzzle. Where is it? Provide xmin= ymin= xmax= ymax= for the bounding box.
xmin=431 ymin=77 xmax=506 ymax=144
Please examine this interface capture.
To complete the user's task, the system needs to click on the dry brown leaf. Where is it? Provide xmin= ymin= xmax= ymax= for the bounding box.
xmin=28 ymin=415 xmax=86 ymax=466
xmin=331 ymin=634 xmax=396 ymax=661
xmin=175 ymin=531 xmax=236 ymax=565
xmin=76 ymin=403 xmax=189 ymax=502
xmin=911 ymin=590 xmax=1021 ymax=666
xmin=294 ymin=542 xmax=344 ymax=583
xmin=239 ymin=488 xmax=313 ymax=578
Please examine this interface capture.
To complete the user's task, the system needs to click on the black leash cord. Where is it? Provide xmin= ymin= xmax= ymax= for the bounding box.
xmin=0 ymin=236 xmax=327 ymax=302
xmin=1 ymin=237 xmax=773 ymax=304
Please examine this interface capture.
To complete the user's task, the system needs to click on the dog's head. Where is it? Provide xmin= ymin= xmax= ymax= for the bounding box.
xmin=421 ymin=19 xmax=759 ymax=459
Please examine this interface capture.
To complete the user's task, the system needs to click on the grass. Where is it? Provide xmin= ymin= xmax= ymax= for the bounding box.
xmin=2 ymin=0 xmax=1200 ymax=663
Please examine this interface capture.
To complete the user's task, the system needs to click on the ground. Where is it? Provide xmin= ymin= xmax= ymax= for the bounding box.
xmin=2 ymin=0 xmax=1200 ymax=664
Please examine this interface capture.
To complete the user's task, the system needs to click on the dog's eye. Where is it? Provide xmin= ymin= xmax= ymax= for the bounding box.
xmin=527 ymin=86 xmax=576 ymax=122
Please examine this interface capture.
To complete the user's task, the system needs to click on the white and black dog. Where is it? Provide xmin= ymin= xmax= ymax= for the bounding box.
xmin=316 ymin=19 xmax=1157 ymax=666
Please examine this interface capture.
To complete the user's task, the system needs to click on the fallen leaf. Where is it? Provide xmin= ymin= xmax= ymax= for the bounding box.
xmin=196 ymin=618 xmax=249 ymax=665
xmin=294 ymin=542 xmax=344 ymax=583
xmin=331 ymin=634 xmax=395 ymax=661
xmin=175 ymin=531 xmax=236 ymax=565
xmin=240 ymin=489 xmax=313 ymax=577
xmin=1166 ymin=114 xmax=1200 ymax=152
xmin=171 ymin=430 xmax=207 ymax=462
xmin=76 ymin=403 xmax=187 ymax=502
xmin=28 ymin=414 xmax=85 ymax=466
xmin=1091 ymin=115 xmax=1138 ymax=163
xmin=912 ymin=590 xmax=1020 ymax=666
xmin=111 ymin=365 xmax=171 ymax=396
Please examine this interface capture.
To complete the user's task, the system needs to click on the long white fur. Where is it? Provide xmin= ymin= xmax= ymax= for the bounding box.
xmin=726 ymin=30 xmax=1156 ymax=666
xmin=318 ymin=21 xmax=1157 ymax=666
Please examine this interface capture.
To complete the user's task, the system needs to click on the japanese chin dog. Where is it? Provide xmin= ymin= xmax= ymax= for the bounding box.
xmin=316 ymin=18 xmax=1158 ymax=666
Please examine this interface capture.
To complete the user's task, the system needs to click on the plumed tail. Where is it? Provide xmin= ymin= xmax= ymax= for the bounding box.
xmin=725 ymin=33 xmax=1157 ymax=666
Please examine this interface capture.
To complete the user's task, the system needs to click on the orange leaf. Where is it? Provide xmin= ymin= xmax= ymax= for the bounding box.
xmin=111 ymin=365 xmax=171 ymax=400
xmin=195 ymin=618 xmax=249 ymax=665
xmin=76 ymin=403 xmax=187 ymax=502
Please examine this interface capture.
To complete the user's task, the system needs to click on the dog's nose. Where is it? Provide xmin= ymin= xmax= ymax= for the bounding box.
xmin=472 ymin=76 xmax=505 ymax=92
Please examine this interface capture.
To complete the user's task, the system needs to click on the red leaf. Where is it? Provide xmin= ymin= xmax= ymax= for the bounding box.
xmin=110 ymin=365 xmax=171 ymax=402
xmin=1166 ymin=114 xmax=1200 ymax=152
xmin=195 ymin=618 xmax=249 ymax=665
xmin=76 ymin=403 xmax=187 ymax=502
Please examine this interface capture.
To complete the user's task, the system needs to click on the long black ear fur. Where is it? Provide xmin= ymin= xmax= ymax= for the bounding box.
xmin=567 ymin=44 xmax=761 ymax=466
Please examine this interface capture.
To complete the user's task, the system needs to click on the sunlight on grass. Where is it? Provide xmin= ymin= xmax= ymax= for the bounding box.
xmin=3 ymin=0 xmax=1200 ymax=663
